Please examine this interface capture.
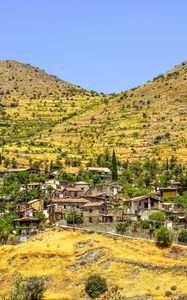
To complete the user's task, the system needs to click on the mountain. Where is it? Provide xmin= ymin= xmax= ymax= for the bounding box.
xmin=0 ymin=60 xmax=186 ymax=168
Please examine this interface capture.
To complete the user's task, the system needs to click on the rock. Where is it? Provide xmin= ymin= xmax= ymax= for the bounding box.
xmin=172 ymin=296 xmax=187 ymax=300
xmin=99 ymin=259 xmax=111 ymax=270
xmin=76 ymin=248 xmax=105 ymax=265
xmin=75 ymin=239 xmax=95 ymax=248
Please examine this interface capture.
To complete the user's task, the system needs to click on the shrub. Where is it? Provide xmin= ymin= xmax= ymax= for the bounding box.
xmin=178 ymin=229 xmax=187 ymax=243
xmin=141 ymin=220 xmax=151 ymax=229
xmin=4 ymin=276 xmax=45 ymax=300
xmin=148 ymin=211 xmax=166 ymax=229
xmin=85 ymin=274 xmax=108 ymax=298
xmin=66 ymin=211 xmax=82 ymax=225
xmin=155 ymin=226 xmax=173 ymax=247
xmin=116 ymin=220 xmax=131 ymax=234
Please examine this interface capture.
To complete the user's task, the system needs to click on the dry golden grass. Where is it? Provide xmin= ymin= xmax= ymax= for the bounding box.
xmin=0 ymin=229 xmax=186 ymax=299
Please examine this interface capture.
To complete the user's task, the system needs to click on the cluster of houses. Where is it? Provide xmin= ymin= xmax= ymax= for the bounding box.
xmin=0 ymin=167 xmax=186 ymax=234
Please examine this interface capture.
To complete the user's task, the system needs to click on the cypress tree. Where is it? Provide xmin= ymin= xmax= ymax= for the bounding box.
xmin=112 ymin=149 xmax=118 ymax=181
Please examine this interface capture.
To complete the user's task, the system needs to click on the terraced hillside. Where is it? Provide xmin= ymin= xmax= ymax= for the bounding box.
xmin=0 ymin=230 xmax=187 ymax=299
xmin=0 ymin=60 xmax=186 ymax=168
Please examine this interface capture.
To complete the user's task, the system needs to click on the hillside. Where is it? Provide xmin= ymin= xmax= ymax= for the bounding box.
xmin=0 ymin=230 xmax=187 ymax=299
xmin=0 ymin=60 xmax=186 ymax=169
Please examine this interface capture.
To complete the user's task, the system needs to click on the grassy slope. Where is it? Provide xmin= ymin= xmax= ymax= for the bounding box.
xmin=0 ymin=230 xmax=186 ymax=299
xmin=0 ymin=60 xmax=187 ymax=168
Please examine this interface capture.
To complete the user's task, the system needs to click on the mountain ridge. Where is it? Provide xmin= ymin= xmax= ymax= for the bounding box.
xmin=0 ymin=59 xmax=186 ymax=168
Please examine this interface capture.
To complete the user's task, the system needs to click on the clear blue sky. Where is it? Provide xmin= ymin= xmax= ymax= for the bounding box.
xmin=1 ymin=0 xmax=186 ymax=93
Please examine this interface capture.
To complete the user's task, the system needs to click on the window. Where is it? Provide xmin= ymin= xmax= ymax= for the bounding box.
xmin=144 ymin=202 xmax=148 ymax=209
xmin=89 ymin=217 xmax=92 ymax=223
xmin=64 ymin=205 xmax=66 ymax=209
xmin=151 ymin=201 xmax=154 ymax=207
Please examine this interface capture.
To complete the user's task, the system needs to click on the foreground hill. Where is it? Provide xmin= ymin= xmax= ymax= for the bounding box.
xmin=0 ymin=60 xmax=186 ymax=168
xmin=0 ymin=230 xmax=187 ymax=299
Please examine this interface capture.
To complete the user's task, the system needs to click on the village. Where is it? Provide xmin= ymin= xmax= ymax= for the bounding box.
xmin=0 ymin=164 xmax=186 ymax=243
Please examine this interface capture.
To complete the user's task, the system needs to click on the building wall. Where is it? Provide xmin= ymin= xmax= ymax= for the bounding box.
xmin=162 ymin=191 xmax=177 ymax=199
xmin=30 ymin=199 xmax=44 ymax=212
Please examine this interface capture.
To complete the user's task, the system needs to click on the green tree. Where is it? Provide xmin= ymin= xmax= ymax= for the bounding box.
xmin=0 ymin=212 xmax=18 ymax=244
xmin=178 ymin=229 xmax=187 ymax=244
xmin=155 ymin=226 xmax=173 ymax=247
xmin=91 ymin=174 xmax=101 ymax=185
xmin=175 ymin=192 xmax=187 ymax=211
xmin=11 ymin=157 xmax=17 ymax=168
xmin=148 ymin=211 xmax=166 ymax=229
xmin=66 ymin=211 xmax=82 ymax=225
xmin=4 ymin=275 xmax=45 ymax=300
xmin=111 ymin=149 xmax=118 ymax=181
xmin=116 ymin=220 xmax=131 ymax=234
xmin=85 ymin=274 xmax=108 ymax=298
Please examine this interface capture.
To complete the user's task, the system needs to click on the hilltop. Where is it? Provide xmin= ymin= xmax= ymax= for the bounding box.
xmin=0 ymin=60 xmax=186 ymax=169
xmin=0 ymin=229 xmax=187 ymax=299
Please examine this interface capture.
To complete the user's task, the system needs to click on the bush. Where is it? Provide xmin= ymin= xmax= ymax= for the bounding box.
xmin=155 ymin=226 xmax=173 ymax=247
xmin=148 ymin=211 xmax=166 ymax=229
xmin=4 ymin=276 xmax=45 ymax=300
xmin=178 ymin=229 xmax=187 ymax=243
xmin=116 ymin=220 xmax=132 ymax=234
xmin=66 ymin=211 xmax=82 ymax=225
xmin=141 ymin=220 xmax=151 ymax=229
xmin=85 ymin=274 xmax=108 ymax=298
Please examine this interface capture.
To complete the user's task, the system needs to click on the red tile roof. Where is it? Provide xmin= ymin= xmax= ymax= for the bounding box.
xmin=83 ymin=201 xmax=105 ymax=207
xmin=64 ymin=187 xmax=83 ymax=192
xmin=51 ymin=198 xmax=90 ymax=204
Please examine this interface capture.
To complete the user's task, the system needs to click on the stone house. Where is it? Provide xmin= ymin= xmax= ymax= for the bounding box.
xmin=82 ymin=201 xmax=108 ymax=224
xmin=17 ymin=207 xmax=38 ymax=218
xmin=156 ymin=185 xmax=183 ymax=200
xmin=27 ymin=199 xmax=44 ymax=212
xmin=124 ymin=195 xmax=160 ymax=216
xmin=51 ymin=188 xmax=64 ymax=199
xmin=62 ymin=187 xmax=84 ymax=198
xmin=48 ymin=198 xmax=90 ymax=223
xmin=73 ymin=181 xmax=90 ymax=193
xmin=13 ymin=217 xmax=40 ymax=234
xmin=87 ymin=167 xmax=112 ymax=179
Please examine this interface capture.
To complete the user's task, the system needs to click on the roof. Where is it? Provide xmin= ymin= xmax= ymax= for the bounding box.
xmin=27 ymin=182 xmax=41 ymax=186
xmin=83 ymin=201 xmax=105 ymax=208
xmin=159 ymin=187 xmax=178 ymax=191
xmin=64 ymin=187 xmax=83 ymax=192
xmin=51 ymin=198 xmax=90 ymax=204
xmin=87 ymin=167 xmax=111 ymax=173
xmin=53 ymin=188 xmax=64 ymax=192
xmin=18 ymin=207 xmax=38 ymax=212
xmin=75 ymin=181 xmax=89 ymax=185
xmin=28 ymin=199 xmax=43 ymax=204
xmin=14 ymin=217 xmax=38 ymax=221
xmin=84 ymin=193 xmax=105 ymax=199
xmin=124 ymin=195 xmax=159 ymax=202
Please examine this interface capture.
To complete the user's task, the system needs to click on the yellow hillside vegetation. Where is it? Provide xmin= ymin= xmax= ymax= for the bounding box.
xmin=0 ymin=229 xmax=186 ymax=299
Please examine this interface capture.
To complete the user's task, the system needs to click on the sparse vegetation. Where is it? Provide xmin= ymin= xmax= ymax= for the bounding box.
xmin=85 ymin=274 xmax=108 ymax=298
xmin=155 ymin=226 xmax=173 ymax=247
xmin=3 ymin=276 xmax=45 ymax=300
xmin=0 ymin=60 xmax=186 ymax=168
xmin=178 ymin=229 xmax=187 ymax=244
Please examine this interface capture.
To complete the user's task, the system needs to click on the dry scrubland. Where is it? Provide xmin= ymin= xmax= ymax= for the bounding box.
xmin=0 ymin=229 xmax=186 ymax=299
xmin=0 ymin=60 xmax=187 ymax=168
